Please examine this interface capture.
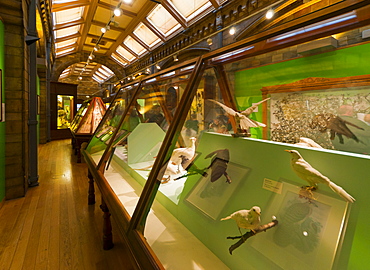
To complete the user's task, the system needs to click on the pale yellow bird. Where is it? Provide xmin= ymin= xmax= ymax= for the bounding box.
xmin=285 ymin=149 xmax=355 ymax=203
xmin=221 ymin=206 xmax=261 ymax=236
xmin=209 ymin=99 xmax=269 ymax=130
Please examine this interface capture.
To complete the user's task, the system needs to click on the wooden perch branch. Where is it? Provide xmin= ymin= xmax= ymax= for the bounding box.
xmin=227 ymin=220 xmax=278 ymax=254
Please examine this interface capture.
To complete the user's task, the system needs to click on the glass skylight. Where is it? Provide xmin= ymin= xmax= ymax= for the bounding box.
xmin=54 ymin=25 xmax=80 ymax=39
xmin=169 ymin=0 xmax=211 ymax=21
xmin=111 ymin=53 xmax=128 ymax=67
xmin=92 ymin=75 xmax=104 ymax=83
xmin=53 ymin=6 xmax=84 ymax=25
xmin=55 ymin=38 xmax=77 ymax=49
xmin=56 ymin=47 xmax=75 ymax=56
xmin=133 ymin=23 xmax=161 ymax=48
xmin=116 ymin=45 xmax=136 ymax=61
xmin=123 ymin=36 xmax=147 ymax=55
xmin=147 ymin=5 xmax=181 ymax=36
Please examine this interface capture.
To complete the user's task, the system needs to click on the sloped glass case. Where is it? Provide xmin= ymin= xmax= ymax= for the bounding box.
xmin=70 ymin=97 xmax=106 ymax=135
xmin=83 ymin=2 xmax=370 ymax=269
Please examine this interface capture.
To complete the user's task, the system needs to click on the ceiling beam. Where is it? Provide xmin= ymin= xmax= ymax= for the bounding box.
xmin=97 ymin=2 xmax=137 ymax=18
xmin=209 ymin=0 xmax=220 ymax=9
xmin=142 ymin=18 xmax=166 ymax=42
xmin=86 ymin=34 xmax=117 ymax=43
xmin=51 ymin=0 xmax=90 ymax=12
xmin=161 ymin=0 xmax=187 ymax=28
xmin=121 ymin=44 xmax=139 ymax=58
xmin=55 ymin=32 xmax=81 ymax=43
xmin=78 ymin=0 xmax=99 ymax=51
xmin=130 ymin=34 xmax=151 ymax=51
xmin=53 ymin=18 xmax=85 ymax=31
xmin=91 ymin=20 xmax=124 ymax=32
xmin=105 ymin=2 xmax=157 ymax=56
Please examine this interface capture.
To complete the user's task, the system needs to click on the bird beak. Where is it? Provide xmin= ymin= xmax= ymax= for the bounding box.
xmin=284 ymin=150 xmax=291 ymax=153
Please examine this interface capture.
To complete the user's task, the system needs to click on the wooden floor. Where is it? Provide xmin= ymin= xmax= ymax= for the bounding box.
xmin=0 ymin=139 xmax=137 ymax=270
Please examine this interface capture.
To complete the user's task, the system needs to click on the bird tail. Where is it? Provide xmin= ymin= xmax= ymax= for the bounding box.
xmin=328 ymin=182 xmax=355 ymax=203
xmin=220 ymin=216 xmax=231 ymax=221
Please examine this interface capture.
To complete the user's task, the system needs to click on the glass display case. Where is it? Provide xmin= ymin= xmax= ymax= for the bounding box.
xmin=70 ymin=97 xmax=106 ymax=163
xmin=57 ymin=94 xmax=74 ymax=129
xmin=83 ymin=2 xmax=370 ymax=269
xmin=50 ymin=81 xmax=77 ymax=140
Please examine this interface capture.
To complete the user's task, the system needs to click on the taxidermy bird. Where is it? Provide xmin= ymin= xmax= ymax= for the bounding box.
xmin=221 ymin=206 xmax=261 ymax=237
xmin=209 ymin=98 xmax=269 ymax=133
xmin=169 ymin=137 xmax=197 ymax=171
xmin=285 ymin=149 xmax=355 ymax=203
xmin=294 ymin=137 xmax=323 ymax=148
xmin=310 ymin=114 xmax=364 ymax=144
xmin=161 ymin=137 xmax=197 ymax=183
xmin=204 ymin=149 xmax=232 ymax=183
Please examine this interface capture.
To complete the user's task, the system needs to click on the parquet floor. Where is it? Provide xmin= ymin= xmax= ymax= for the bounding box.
xmin=0 ymin=139 xmax=136 ymax=270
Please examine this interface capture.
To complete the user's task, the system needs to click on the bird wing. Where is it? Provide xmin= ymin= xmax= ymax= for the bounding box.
xmin=292 ymin=158 xmax=331 ymax=186
xmin=208 ymin=99 xmax=238 ymax=116
xmin=239 ymin=116 xmax=266 ymax=129
xmin=328 ymin=116 xmax=361 ymax=142
xmin=240 ymin=98 xmax=270 ymax=116
xmin=209 ymin=99 xmax=266 ymax=128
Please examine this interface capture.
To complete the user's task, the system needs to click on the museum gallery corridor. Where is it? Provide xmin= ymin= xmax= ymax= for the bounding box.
xmin=0 ymin=139 xmax=136 ymax=270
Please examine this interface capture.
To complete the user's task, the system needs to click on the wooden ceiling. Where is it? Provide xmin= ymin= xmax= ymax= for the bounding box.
xmin=51 ymin=0 xmax=226 ymax=83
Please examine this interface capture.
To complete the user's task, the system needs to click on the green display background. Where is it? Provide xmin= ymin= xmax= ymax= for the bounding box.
xmin=235 ymin=43 xmax=370 ymax=98
xmin=157 ymin=132 xmax=370 ymax=269
xmin=0 ymin=20 xmax=5 ymax=202
xmin=152 ymin=44 xmax=370 ymax=269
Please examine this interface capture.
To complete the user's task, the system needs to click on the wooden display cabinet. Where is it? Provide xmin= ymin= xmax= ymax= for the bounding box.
xmin=82 ymin=2 xmax=370 ymax=269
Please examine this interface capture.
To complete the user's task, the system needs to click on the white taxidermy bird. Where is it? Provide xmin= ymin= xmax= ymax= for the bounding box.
xmin=221 ymin=206 xmax=261 ymax=237
xmin=169 ymin=137 xmax=196 ymax=171
xmin=209 ymin=98 xmax=269 ymax=130
xmin=295 ymin=137 xmax=323 ymax=148
xmin=161 ymin=137 xmax=197 ymax=183
xmin=285 ymin=149 xmax=355 ymax=203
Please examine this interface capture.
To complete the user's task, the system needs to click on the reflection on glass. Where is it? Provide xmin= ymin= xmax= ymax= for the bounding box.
xmin=143 ymin=68 xmax=232 ymax=269
xmin=57 ymin=95 xmax=74 ymax=129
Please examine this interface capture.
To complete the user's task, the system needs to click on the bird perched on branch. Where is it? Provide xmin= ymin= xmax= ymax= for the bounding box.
xmin=285 ymin=149 xmax=355 ymax=203
xmin=221 ymin=206 xmax=261 ymax=238
xmin=209 ymin=98 xmax=269 ymax=135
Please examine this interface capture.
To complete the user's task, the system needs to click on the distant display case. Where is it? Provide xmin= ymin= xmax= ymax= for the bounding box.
xmin=83 ymin=2 xmax=370 ymax=269
xmin=50 ymin=81 xmax=77 ymax=140
xmin=70 ymin=97 xmax=106 ymax=162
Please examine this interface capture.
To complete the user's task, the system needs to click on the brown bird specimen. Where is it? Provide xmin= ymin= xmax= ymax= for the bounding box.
xmin=310 ymin=113 xmax=364 ymax=144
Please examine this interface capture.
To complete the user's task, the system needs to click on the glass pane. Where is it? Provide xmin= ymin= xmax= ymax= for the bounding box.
xmin=57 ymin=94 xmax=74 ymax=129
xmin=85 ymin=86 xmax=131 ymax=159
xmin=87 ymin=66 xmax=194 ymax=217
xmin=222 ymin=36 xmax=370 ymax=156
xmin=143 ymin=67 xmax=231 ymax=269
xmin=70 ymin=97 xmax=106 ymax=134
